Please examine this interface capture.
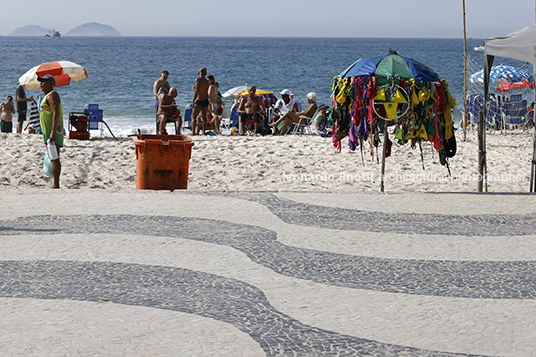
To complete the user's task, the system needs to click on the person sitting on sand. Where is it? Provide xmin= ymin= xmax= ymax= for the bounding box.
xmin=313 ymin=104 xmax=329 ymax=133
xmin=157 ymin=87 xmax=181 ymax=134
xmin=270 ymin=92 xmax=317 ymax=135
xmin=0 ymin=96 xmax=16 ymax=133
xmin=195 ymin=109 xmax=221 ymax=135
xmin=237 ymin=85 xmax=264 ymax=136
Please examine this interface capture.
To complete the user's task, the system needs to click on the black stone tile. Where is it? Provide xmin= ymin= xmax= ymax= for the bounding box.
xmin=205 ymin=192 xmax=536 ymax=236
xmin=0 ymin=260 xmax=489 ymax=357
xmin=1 ymin=215 xmax=535 ymax=299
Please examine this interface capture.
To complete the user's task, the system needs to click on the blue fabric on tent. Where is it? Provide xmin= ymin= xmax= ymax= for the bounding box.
xmin=340 ymin=54 xmax=440 ymax=82
xmin=342 ymin=56 xmax=385 ymax=78
xmin=401 ymin=56 xmax=440 ymax=82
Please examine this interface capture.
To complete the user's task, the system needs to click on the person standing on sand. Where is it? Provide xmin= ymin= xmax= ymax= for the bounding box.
xmin=15 ymin=84 xmax=33 ymax=134
xmin=153 ymin=70 xmax=170 ymax=110
xmin=0 ymin=96 xmax=16 ymax=133
xmin=237 ymin=85 xmax=264 ymax=136
xmin=191 ymin=67 xmax=209 ymax=135
xmin=38 ymin=75 xmax=63 ymax=189
xmin=207 ymin=75 xmax=218 ymax=112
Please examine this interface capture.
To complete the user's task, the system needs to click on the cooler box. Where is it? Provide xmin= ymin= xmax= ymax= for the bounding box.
xmin=133 ymin=134 xmax=194 ymax=190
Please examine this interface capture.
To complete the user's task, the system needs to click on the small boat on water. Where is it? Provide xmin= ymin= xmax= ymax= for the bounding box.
xmin=474 ymin=43 xmax=485 ymax=51
xmin=44 ymin=28 xmax=61 ymax=38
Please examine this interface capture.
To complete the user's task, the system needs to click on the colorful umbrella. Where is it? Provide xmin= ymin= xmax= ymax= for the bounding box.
xmin=332 ymin=51 xmax=456 ymax=192
xmin=338 ymin=53 xmax=440 ymax=84
xmin=19 ymin=61 xmax=88 ymax=89
xmin=495 ymin=79 xmax=534 ymax=92
xmin=470 ymin=65 xmax=533 ymax=84
xmin=222 ymin=85 xmax=273 ymax=98
xmin=236 ymin=89 xmax=273 ymax=97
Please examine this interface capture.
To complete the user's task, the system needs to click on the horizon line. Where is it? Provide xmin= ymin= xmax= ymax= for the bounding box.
xmin=2 ymin=35 xmax=481 ymax=40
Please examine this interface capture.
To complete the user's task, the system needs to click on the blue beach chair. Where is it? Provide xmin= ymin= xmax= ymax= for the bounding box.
xmin=84 ymin=104 xmax=104 ymax=135
xmin=183 ymin=104 xmax=193 ymax=132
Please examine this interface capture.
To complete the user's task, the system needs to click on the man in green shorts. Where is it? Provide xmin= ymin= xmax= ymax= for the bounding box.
xmin=38 ymin=75 xmax=64 ymax=189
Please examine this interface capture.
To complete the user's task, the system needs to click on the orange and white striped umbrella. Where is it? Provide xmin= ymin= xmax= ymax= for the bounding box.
xmin=18 ymin=61 xmax=88 ymax=89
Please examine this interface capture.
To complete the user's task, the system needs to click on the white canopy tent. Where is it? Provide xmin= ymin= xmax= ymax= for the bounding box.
xmin=482 ymin=24 xmax=536 ymax=192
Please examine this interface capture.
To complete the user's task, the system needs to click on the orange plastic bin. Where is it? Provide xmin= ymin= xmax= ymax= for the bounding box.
xmin=134 ymin=134 xmax=194 ymax=190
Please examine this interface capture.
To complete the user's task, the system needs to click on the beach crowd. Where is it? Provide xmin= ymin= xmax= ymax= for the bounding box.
xmin=153 ymin=67 xmax=329 ymax=137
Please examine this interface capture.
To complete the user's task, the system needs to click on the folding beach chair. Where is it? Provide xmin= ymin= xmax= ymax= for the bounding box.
xmin=229 ymin=103 xmax=240 ymax=135
xmin=183 ymin=104 xmax=193 ymax=132
xmin=156 ymin=113 xmax=178 ymax=134
xmin=289 ymin=115 xmax=314 ymax=134
xmin=84 ymin=104 xmax=104 ymax=136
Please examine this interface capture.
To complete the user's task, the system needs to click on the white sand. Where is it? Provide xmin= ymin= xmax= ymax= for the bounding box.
xmin=0 ymin=130 xmax=533 ymax=192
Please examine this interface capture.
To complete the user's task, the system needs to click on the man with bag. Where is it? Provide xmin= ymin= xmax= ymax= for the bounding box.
xmin=38 ymin=75 xmax=63 ymax=189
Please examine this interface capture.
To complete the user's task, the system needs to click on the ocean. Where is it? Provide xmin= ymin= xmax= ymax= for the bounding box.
xmin=0 ymin=36 xmax=524 ymax=136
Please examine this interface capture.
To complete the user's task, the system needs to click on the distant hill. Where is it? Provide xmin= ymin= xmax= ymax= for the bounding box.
xmin=65 ymin=22 xmax=122 ymax=37
xmin=9 ymin=25 xmax=52 ymax=36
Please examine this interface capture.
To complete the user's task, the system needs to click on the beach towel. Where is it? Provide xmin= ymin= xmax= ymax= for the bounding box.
xmin=29 ymin=98 xmax=41 ymax=131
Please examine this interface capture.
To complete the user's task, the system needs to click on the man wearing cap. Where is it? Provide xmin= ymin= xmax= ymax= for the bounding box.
xmin=38 ymin=74 xmax=64 ymax=189
xmin=273 ymin=89 xmax=295 ymax=119
xmin=15 ymin=84 xmax=33 ymax=134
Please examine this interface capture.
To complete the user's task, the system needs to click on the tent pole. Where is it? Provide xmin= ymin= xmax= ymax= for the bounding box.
xmin=463 ymin=0 xmax=468 ymax=141
xmin=480 ymin=55 xmax=493 ymax=192
xmin=531 ymin=124 xmax=536 ymax=192
xmin=531 ymin=64 xmax=536 ymax=192
xmin=380 ymin=125 xmax=388 ymax=193
xmin=529 ymin=9 xmax=536 ymax=192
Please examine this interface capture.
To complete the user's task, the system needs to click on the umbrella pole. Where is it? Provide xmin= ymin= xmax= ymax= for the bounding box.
xmin=380 ymin=124 xmax=388 ymax=192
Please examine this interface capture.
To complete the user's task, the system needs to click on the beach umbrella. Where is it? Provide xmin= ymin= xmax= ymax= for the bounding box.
xmin=236 ymin=88 xmax=273 ymax=97
xmin=19 ymin=61 xmax=88 ymax=89
xmin=337 ymin=52 xmax=440 ymax=84
xmin=470 ymin=65 xmax=533 ymax=84
xmin=495 ymin=79 xmax=534 ymax=92
xmin=222 ymin=85 xmax=249 ymax=98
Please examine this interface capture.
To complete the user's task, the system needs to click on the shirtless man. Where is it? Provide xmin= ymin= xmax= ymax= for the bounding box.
xmin=0 ymin=96 xmax=16 ymax=133
xmin=191 ymin=67 xmax=210 ymax=135
xmin=153 ymin=70 xmax=170 ymax=110
xmin=157 ymin=87 xmax=180 ymax=134
xmin=237 ymin=85 xmax=264 ymax=135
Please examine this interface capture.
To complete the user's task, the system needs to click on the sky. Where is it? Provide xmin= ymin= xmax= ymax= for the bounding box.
xmin=1 ymin=0 xmax=535 ymax=38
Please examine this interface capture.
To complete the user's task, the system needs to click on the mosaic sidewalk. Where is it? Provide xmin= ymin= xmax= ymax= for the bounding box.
xmin=1 ymin=190 xmax=535 ymax=356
